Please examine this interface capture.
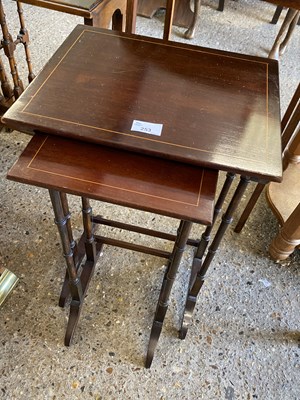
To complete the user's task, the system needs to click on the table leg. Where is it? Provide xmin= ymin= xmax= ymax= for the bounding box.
xmin=179 ymin=172 xmax=236 ymax=339
xmin=58 ymin=192 xmax=80 ymax=307
xmin=146 ymin=219 xmax=193 ymax=368
xmin=49 ymin=190 xmax=83 ymax=345
xmin=179 ymin=175 xmax=251 ymax=339
xmin=66 ymin=197 xmax=102 ymax=344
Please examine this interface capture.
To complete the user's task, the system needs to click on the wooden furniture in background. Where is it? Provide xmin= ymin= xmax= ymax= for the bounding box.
xmin=3 ymin=25 xmax=282 ymax=367
xmin=16 ymin=0 xmax=137 ymax=33
xmin=0 ymin=1 xmax=35 ymax=114
xmin=137 ymin=0 xmax=194 ymax=28
xmin=267 ymin=129 xmax=300 ymax=260
xmin=234 ymin=83 xmax=300 ymax=233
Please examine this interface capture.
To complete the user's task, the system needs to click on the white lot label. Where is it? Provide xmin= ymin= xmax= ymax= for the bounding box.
xmin=131 ymin=120 xmax=163 ymax=136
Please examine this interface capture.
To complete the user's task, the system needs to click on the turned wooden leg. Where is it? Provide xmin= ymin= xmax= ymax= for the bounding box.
xmin=0 ymin=1 xmax=24 ymax=98
xmin=58 ymin=192 xmax=81 ymax=308
xmin=269 ymin=9 xmax=299 ymax=59
xmin=0 ymin=54 xmax=13 ymax=99
xmin=179 ymin=176 xmax=251 ymax=339
xmin=49 ymin=190 xmax=83 ymax=346
xmin=269 ymin=202 xmax=300 ymax=260
xmin=146 ymin=219 xmax=193 ymax=368
xmin=16 ymin=1 xmax=35 ymax=83
xmin=179 ymin=173 xmax=235 ymax=339
xmin=184 ymin=0 xmax=201 ymax=39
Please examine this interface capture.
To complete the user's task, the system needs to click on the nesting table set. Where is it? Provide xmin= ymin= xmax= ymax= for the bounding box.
xmin=3 ymin=25 xmax=282 ymax=367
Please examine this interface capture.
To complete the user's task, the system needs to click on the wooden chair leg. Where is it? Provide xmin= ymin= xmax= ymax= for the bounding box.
xmin=184 ymin=0 xmax=201 ymax=39
xmin=269 ymin=202 xmax=300 ymax=260
xmin=218 ymin=0 xmax=225 ymax=12
xmin=234 ymin=182 xmax=265 ymax=233
xmin=269 ymin=9 xmax=299 ymax=59
xmin=163 ymin=0 xmax=176 ymax=40
xmin=271 ymin=6 xmax=283 ymax=24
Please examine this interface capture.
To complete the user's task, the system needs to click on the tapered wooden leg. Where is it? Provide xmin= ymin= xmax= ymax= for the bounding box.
xmin=269 ymin=9 xmax=299 ymax=59
xmin=269 ymin=202 xmax=300 ymax=260
xmin=184 ymin=0 xmax=201 ymax=39
xmin=271 ymin=6 xmax=283 ymax=24
xmin=218 ymin=0 xmax=225 ymax=12
xmin=163 ymin=0 xmax=176 ymax=40
xmin=146 ymin=220 xmax=193 ymax=368
xmin=179 ymin=173 xmax=235 ymax=339
xmin=49 ymin=190 xmax=83 ymax=346
xmin=234 ymin=182 xmax=265 ymax=233
xmin=179 ymin=176 xmax=251 ymax=339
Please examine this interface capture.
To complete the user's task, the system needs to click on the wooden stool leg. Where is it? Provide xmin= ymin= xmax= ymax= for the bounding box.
xmin=184 ymin=0 xmax=201 ymax=39
xmin=146 ymin=219 xmax=193 ymax=368
xmin=179 ymin=172 xmax=236 ymax=339
xmin=269 ymin=202 xmax=300 ymax=260
xmin=49 ymin=190 xmax=83 ymax=346
xmin=179 ymin=176 xmax=251 ymax=339
xmin=269 ymin=9 xmax=299 ymax=59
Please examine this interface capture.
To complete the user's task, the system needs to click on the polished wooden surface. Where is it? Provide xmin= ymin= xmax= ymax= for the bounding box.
xmin=2 ymin=25 xmax=282 ymax=182
xmin=265 ymin=0 xmax=300 ymax=10
xmin=7 ymin=133 xmax=217 ymax=224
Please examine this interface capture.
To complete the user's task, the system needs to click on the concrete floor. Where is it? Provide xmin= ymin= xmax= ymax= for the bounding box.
xmin=1 ymin=1 xmax=300 ymax=399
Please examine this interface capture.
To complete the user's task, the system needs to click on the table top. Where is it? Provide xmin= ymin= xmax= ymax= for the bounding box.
xmin=2 ymin=25 xmax=282 ymax=182
xmin=7 ymin=133 xmax=218 ymax=224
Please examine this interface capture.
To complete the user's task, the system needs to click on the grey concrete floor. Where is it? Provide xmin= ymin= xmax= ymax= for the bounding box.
xmin=1 ymin=1 xmax=300 ymax=399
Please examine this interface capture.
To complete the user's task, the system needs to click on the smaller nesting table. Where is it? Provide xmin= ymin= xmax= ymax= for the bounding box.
xmin=7 ymin=132 xmax=218 ymax=367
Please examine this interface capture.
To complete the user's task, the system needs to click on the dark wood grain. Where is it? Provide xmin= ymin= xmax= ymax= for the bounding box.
xmin=2 ymin=25 xmax=282 ymax=182
xmin=7 ymin=133 xmax=217 ymax=224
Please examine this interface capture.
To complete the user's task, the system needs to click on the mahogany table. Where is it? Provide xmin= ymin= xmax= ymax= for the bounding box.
xmin=3 ymin=25 xmax=283 ymax=366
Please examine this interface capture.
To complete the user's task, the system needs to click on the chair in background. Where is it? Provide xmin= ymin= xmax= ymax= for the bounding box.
xmin=234 ymin=83 xmax=300 ymax=233
xmin=267 ymin=129 xmax=300 ymax=260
